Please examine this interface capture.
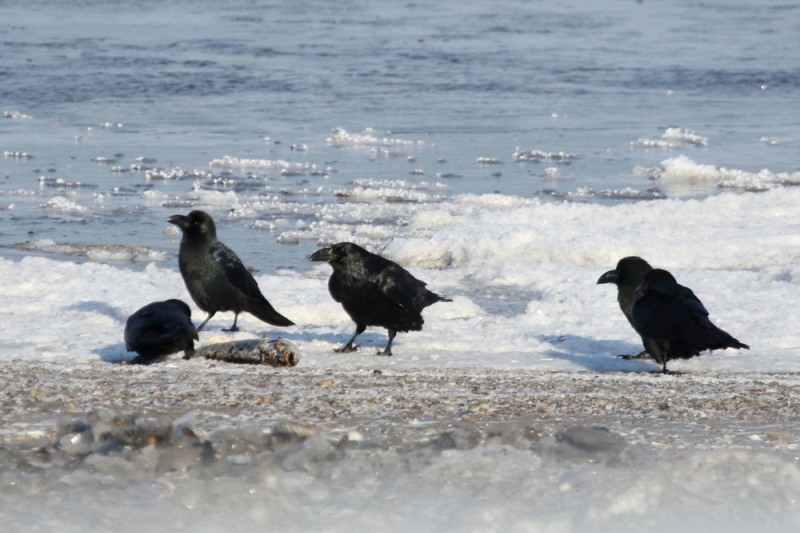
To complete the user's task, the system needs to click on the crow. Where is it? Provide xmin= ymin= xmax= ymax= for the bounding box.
xmin=597 ymin=256 xmax=653 ymax=359
xmin=631 ymin=268 xmax=749 ymax=373
xmin=167 ymin=210 xmax=294 ymax=332
xmin=310 ymin=242 xmax=451 ymax=356
xmin=124 ymin=299 xmax=198 ymax=364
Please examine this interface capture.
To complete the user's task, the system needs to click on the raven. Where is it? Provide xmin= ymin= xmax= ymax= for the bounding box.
xmin=310 ymin=242 xmax=451 ymax=356
xmin=631 ymin=268 xmax=749 ymax=373
xmin=597 ymin=256 xmax=653 ymax=359
xmin=124 ymin=299 xmax=198 ymax=364
xmin=167 ymin=210 xmax=294 ymax=332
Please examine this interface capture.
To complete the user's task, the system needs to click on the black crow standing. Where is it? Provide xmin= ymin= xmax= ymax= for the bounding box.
xmin=124 ymin=299 xmax=198 ymax=364
xmin=631 ymin=268 xmax=749 ymax=373
xmin=167 ymin=210 xmax=294 ymax=332
xmin=310 ymin=242 xmax=451 ymax=356
xmin=597 ymin=256 xmax=653 ymax=359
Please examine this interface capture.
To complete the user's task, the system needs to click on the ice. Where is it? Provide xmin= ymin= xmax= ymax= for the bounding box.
xmin=11 ymin=240 xmax=168 ymax=263
xmin=335 ymin=184 xmax=444 ymax=204
xmin=326 ymin=127 xmax=425 ymax=148
xmin=38 ymin=176 xmax=96 ymax=189
xmin=145 ymin=167 xmax=214 ymax=181
xmin=641 ymin=155 xmax=800 ymax=192
xmin=209 ymin=156 xmax=324 ymax=176
xmin=41 ymin=196 xmax=87 ymax=212
xmin=2 ymin=409 xmax=798 ymax=532
xmin=3 ymin=110 xmax=32 ymax=120
xmin=760 ymin=136 xmax=792 ymax=146
xmin=4 ymin=187 xmax=800 ymax=371
xmin=513 ymin=147 xmax=578 ymax=162
xmin=3 ymin=150 xmax=33 ymax=159
xmin=631 ymin=127 xmax=710 ymax=149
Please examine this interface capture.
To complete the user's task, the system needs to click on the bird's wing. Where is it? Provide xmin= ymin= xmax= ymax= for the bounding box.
xmin=126 ymin=315 xmax=192 ymax=348
xmin=649 ymin=281 xmax=709 ymax=316
xmin=141 ymin=321 xmax=188 ymax=344
xmin=677 ymin=286 xmax=712 ymax=321
xmin=650 ymin=280 xmax=715 ymax=331
xmin=208 ymin=242 xmax=262 ymax=297
xmin=634 ymin=290 xmax=693 ymax=338
xmin=377 ymin=264 xmax=423 ymax=309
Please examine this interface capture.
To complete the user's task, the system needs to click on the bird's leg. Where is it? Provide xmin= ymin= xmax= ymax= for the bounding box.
xmin=335 ymin=324 xmax=365 ymax=353
xmin=223 ymin=313 xmax=240 ymax=332
xmin=196 ymin=312 xmax=216 ymax=332
xmin=377 ymin=330 xmax=396 ymax=356
xmin=182 ymin=345 xmax=196 ymax=360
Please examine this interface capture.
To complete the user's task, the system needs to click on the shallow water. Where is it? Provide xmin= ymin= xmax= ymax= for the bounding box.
xmin=2 ymin=0 xmax=798 ymax=271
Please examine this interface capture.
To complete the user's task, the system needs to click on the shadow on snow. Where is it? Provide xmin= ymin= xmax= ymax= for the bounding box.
xmin=535 ymin=334 xmax=657 ymax=373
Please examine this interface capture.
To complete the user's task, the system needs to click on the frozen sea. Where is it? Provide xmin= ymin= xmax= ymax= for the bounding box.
xmin=1 ymin=0 xmax=800 ymax=531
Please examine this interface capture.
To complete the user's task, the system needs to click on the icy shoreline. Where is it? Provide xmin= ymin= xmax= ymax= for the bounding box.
xmin=4 ymin=360 xmax=800 ymax=448
xmin=2 ymin=360 xmax=800 ymax=532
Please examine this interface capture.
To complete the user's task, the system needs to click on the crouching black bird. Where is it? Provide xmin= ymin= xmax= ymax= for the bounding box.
xmin=167 ymin=210 xmax=294 ymax=332
xmin=124 ymin=299 xmax=198 ymax=364
xmin=597 ymin=256 xmax=653 ymax=359
xmin=310 ymin=242 xmax=451 ymax=356
xmin=631 ymin=268 xmax=749 ymax=373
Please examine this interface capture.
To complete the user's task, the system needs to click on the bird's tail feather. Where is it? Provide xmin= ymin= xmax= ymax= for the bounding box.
xmin=710 ymin=327 xmax=749 ymax=351
xmin=420 ymin=291 xmax=452 ymax=308
xmin=251 ymin=299 xmax=294 ymax=327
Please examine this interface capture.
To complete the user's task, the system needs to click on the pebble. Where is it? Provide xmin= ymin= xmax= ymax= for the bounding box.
xmin=0 ymin=361 xmax=798 ymax=462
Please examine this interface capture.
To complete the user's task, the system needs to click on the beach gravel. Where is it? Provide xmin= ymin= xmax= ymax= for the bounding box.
xmin=1 ymin=360 xmax=798 ymax=453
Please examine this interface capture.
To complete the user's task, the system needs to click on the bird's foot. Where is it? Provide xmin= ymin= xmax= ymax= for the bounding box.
xmin=182 ymin=350 xmax=196 ymax=360
xmin=657 ymin=369 xmax=686 ymax=376
xmin=376 ymin=349 xmax=393 ymax=357
xmin=334 ymin=345 xmax=358 ymax=353
xmin=617 ymin=351 xmax=651 ymax=360
xmin=223 ymin=325 xmax=240 ymax=332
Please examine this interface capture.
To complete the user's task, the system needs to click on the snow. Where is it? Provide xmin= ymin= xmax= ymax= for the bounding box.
xmin=4 ymin=176 xmax=799 ymax=533
xmin=8 ymin=148 xmax=800 ymax=533
xmin=2 ymin=187 xmax=798 ymax=373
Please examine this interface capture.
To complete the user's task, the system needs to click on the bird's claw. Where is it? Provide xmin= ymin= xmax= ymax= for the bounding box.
xmin=617 ymin=351 xmax=651 ymax=360
xmin=334 ymin=345 xmax=358 ymax=353
xmin=376 ymin=349 xmax=393 ymax=357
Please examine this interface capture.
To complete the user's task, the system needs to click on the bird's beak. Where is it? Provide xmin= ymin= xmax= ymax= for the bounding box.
xmin=167 ymin=214 xmax=190 ymax=231
xmin=309 ymin=246 xmax=334 ymax=262
xmin=596 ymin=270 xmax=618 ymax=285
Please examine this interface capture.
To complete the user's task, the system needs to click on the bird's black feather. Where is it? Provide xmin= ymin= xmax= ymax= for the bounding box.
xmin=597 ymin=256 xmax=653 ymax=359
xmin=631 ymin=268 xmax=749 ymax=373
xmin=311 ymin=242 xmax=451 ymax=356
xmin=124 ymin=299 xmax=198 ymax=364
xmin=167 ymin=210 xmax=294 ymax=331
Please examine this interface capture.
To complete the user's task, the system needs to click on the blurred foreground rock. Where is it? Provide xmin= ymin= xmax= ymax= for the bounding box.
xmin=194 ymin=338 xmax=300 ymax=367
